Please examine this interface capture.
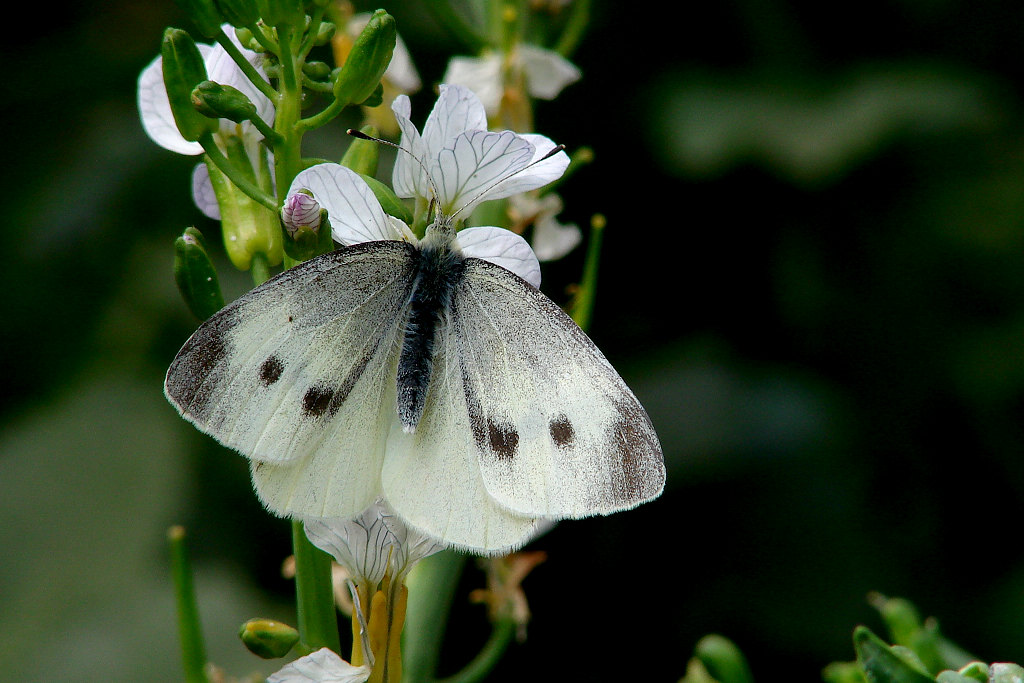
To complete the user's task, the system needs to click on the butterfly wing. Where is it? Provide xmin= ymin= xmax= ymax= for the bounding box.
xmin=448 ymin=257 xmax=665 ymax=518
xmin=164 ymin=241 xmax=417 ymax=518
xmin=381 ymin=324 xmax=541 ymax=554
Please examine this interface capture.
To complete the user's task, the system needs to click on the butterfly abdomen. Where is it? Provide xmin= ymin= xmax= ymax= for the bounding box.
xmin=397 ymin=240 xmax=465 ymax=432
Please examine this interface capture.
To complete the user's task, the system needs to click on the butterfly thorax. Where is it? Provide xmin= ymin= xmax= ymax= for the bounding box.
xmin=396 ymin=220 xmax=465 ymax=432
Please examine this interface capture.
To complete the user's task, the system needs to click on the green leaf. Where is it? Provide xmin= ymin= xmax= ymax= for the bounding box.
xmin=853 ymin=626 xmax=934 ymax=683
xmin=694 ymin=634 xmax=754 ymax=683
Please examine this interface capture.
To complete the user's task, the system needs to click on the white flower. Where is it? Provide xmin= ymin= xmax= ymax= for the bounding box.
xmin=286 ymin=161 xmax=544 ymax=288
xmin=443 ymin=44 xmax=581 ymax=118
xmin=390 ymin=84 xmax=569 ymax=219
xmin=303 ymin=499 xmax=445 ymax=587
xmin=508 ymin=192 xmax=581 ymax=261
xmin=137 ymin=25 xmax=274 ymax=218
xmin=267 ymin=648 xmax=370 ymax=683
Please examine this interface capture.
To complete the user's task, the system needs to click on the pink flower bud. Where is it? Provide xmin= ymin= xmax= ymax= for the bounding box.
xmin=280 ymin=190 xmax=322 ymax=237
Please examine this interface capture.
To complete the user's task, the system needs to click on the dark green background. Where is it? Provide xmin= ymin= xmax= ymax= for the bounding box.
xmin=3 ymin=1 xmax=1024 ymax=681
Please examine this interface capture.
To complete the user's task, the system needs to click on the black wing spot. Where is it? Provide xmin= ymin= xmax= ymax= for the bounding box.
xmin=258 ymin=355 xmax=284 ymax=386
xmin=487 ymin=419 xmax=519 ymax=461
xmin=549 ymin=414 xmax=575 ymax=448
xmin=302 ymin=385 xmax=335 ymax=418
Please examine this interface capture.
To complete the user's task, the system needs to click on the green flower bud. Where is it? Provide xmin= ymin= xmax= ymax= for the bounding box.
xmin=359 ymin=82 xmax=384 ymax=108
xmin=174 ymin=227 xmax=225 ymax=320
xmin=956 ymin=662 xmax=988 ymax=682
xmin=333 ymin=9 xmax=396 ymax=106
xmin=256 ymin=0 xmax=304 ymax=27
xmin=359 ymin=172 xmax=413 ymax=225
xmin=239 ymin=618 xmax=300 ymax=659
xmin=936 ymin=673 xmax=982 ymax=683
xmin=990 ymin=663 xmax=1024 ymax=683
xmin=192 ymin=80 xmax=258 ymax=123
xmin=176 ymin=0 xmax=224 ymax=38
xmin=694 ymin=635 xmax=754 ymax=683
xmin=313 ymin=21 xmax=336 ymax=46
xmin=206 ymin=158 xmax=283 ymax=270
xmin=215 ymin=0 xmax=259 ymax=28
xmin=302 ymin=60 xmax=332 ymax=81
xmin=161 ymin=28 xmax=219 ymax=142
xmin=340 ymin=125 xmax=379 ymax=176
xmin=821 ymin=661 xmax=868 ymax=683
xmin=853 ymin=626 xmax=934 ymax=683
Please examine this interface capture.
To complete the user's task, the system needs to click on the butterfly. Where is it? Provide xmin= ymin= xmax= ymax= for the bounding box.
xmin=165 ymin=86 xmax=665 ymax=553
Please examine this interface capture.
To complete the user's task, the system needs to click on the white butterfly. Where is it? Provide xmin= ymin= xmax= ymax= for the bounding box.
xmin=165 ymin=86 xmax=664 ymax=553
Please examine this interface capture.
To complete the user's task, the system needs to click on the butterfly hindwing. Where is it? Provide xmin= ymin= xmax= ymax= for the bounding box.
xmin=165 ymin=241 xmax=418 ymax=518
xmin=449 ymin=257 xmax=665 ymax=518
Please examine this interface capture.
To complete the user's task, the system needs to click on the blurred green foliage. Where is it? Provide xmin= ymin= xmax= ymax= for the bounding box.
xmin=4 ymin=1 xmax=1024 ymax=681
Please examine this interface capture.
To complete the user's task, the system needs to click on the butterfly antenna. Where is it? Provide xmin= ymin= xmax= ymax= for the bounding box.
xmin=346 ymin=128 xmax=442 ymax=222
xmin=446 ymin=143 xmax=567 ymax=224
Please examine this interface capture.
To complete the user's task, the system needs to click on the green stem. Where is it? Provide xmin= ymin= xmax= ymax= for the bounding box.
xmin=168 ymin=526 xmax=209 ymax=683
xmin=298 ymin=96 xmax=346 ymax=132
xmin=554 ymin=0 xmax=591 ymax=57
xmin=291 ymin=521 xmax=342 ymax=653
xmin=402 ymin=551 xmax=467 ymax=682
xmin=246 ymin=112 xmax=283 ymax=147
xmin=423 ymin=0 xmax=489 ymax=53
xmin=250 ymin=251 xmax=270 ymax=286
xmin=570 ymin=214 xmax=604 ymax=332
xmin=435 ymin=620 xmax=516 ymax=683
xmin=198 ymin=133 xmax=277 ymax=211
xmin=215 ymin=28 xmax=278 ymax=101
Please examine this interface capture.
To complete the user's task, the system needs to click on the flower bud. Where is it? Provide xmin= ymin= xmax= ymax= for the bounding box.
xmin=281 ymin=190 xmax=332 ymax=261
xmin=174 ymin=227 xmax=225 ymax=320
xmin=238 ymin=618 xmax=299 ymax=659
xmin=256 ymin=0 xmax=304 ymax=27
xmin=206 ymin=160 xmax=283 ymax=270
xmin=853 ymin=626 xmax=933 ymax=683
xmin=340 ymin=125 xmax=379 ymax=177
xmin=302 ymin=60 xmax=332 ymax=81
xmin=955 ymin=662 xmax=989 ymax=682
xmin=191 ymin=80 xmax=258 ymax=123
xmin=176 ymin=0 xmax=223 ymax=38
xmin=359 ymin=82 xmax=384 ymax=108
xmin=990 ymin=664 xmax=1024 ymax=683
xmin=161 ymin=28 xmax=219 ymax=142
xmin=313 ymin=21 xmax=336 ymax=46
xmin=215 ymin=0 xmax=259 ymax=28
xmin=694 ymin=635 xmax=754 ymax=683
xmin=333 ymin=10 xmax=396 ymax=106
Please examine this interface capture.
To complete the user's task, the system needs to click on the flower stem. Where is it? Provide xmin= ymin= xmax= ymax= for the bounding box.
xmin=402 ymin=550 xmax=467 ymax=682
xmin=570 ymin=213 xmax=605 ymax=332
xmin=250 ymin=251 xmax=270 ymax=286
xmin=198 ymin=134 xmax=278 ymax=211
xmin=435 ymin=619 xmax=516 ymax=683
xmin=214 ymin=28 xmax=277 ymax=101
xmin=291 ymin=521 xmax=342 ymax=653
xmin=167 ymin=526 xmax=209 ymax=683
xmin=554 ymin=0 xmax=591 ymax=57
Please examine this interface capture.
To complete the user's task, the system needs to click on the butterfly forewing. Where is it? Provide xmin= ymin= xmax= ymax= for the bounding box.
xmin=450 ymin=258 xmax=665 ymax=518
xmin=165 ymin=242 xmax=419 ymax=517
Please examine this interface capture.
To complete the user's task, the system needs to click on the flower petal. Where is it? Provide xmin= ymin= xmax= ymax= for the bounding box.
xmin=441 ymin=54 xmax=503 ymax=116
xmin=391 ymin=94 xmax=430 ymax=199
xmin=433 ymin=130 xmax=535 ymax=215
xmin=191 ymin=162 xmax=220 ymax=220
xmin=421 ymin=84 xmax=489 ymax=163
xmin=137 ymin=54 xmax=203 ymax=155
xmin=532 ymin=214 xmax=581 ymax=261
xmin=304 ymin=502 xmax=399 ymax=587
xmin=482 ymin=133 xmax=569 ymax=199
xmin=288 ymin=164 xmax=405 ymax=244
xmin=519 ymin=44 xmax=582 ymax=100
xmin=457 ymin=226 xmax=541 ymax=287
xmin=267 ymin=648 xmax=370 ymax=683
